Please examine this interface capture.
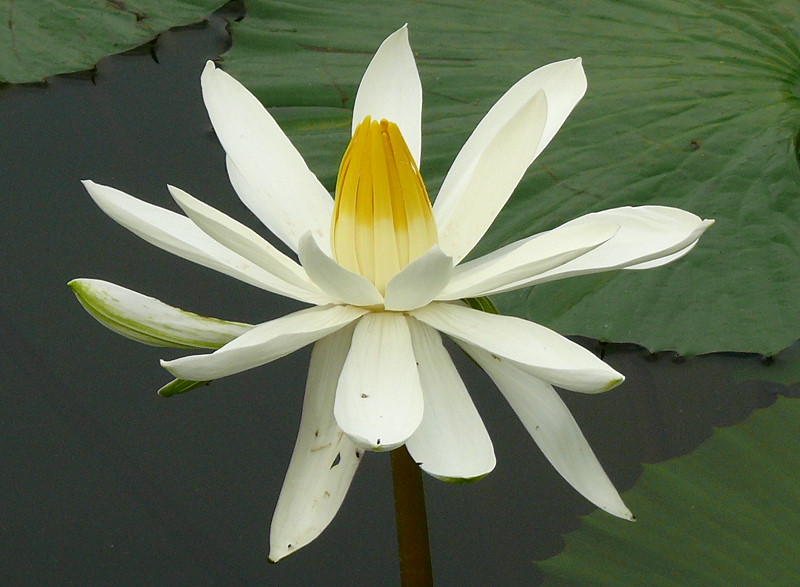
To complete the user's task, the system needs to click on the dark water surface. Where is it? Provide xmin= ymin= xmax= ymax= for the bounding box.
xmin=1 ymin=5 xmax=796 ymax=585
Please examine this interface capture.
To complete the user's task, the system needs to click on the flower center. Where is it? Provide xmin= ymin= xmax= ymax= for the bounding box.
xmin=331 ymin=116 xmax=438 ymax=295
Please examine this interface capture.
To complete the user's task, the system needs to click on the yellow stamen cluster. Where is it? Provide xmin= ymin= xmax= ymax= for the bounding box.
xmin=331 ymin=116 xmax=438 ymax=295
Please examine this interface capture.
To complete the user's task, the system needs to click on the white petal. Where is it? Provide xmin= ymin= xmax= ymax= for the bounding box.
xmin=463 ymin=341 xmax=633 ymax=520
xmin=352 ymin=25 xmax=422 ymax=164
xmin=411 ymin=302 xmax=623 ymax=393
xmin=168 ymin=185 xmax=324 ymax=297
xmin=404 ymin=319 xmax=495 ymax=481
xmin=83 ymin=181 xmax=320 ymax=303
xmin=434 ymin=58 xmax=588 ymax=262
xmin=383 ymin=245 xmax=454 ymax=311
xmin=490 ymin=206 xmax=714 ymax=292
xmin=270 ymin=324 xmax=362 ymax=562
xmin=201 ymin=62 xmax=333 ymax=252
xmin=298 ymin=233 xmax=384 ymax=307
xmin=438 ymin=220 xmax=618 ymax=299
xmin=334 ymin=313 xmax=423 ymax=450
xmin=161 ymin=304 xmax=367 ymax=380
xmin=69 ymin=279 xmax=252 ymax=349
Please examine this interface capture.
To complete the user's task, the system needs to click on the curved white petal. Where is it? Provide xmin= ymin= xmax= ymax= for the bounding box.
xmin=201 ymin=62 xmax=333 ymax=252
xmin=161 ymin=304 xmax=367 ymax=380
xmin=462 ymin=341 xmax=633 ymax=520
xmin=69 ymin=278 xmax=252 ymax=349
xmin=433 ymin=92 xmax=548 ymax=262
xmin=383 ymin=245 xmax=453 ymax=311
xmin=438 ymin=220 xmax=618 ymax=300
xmin=168 ymin=185 xmax=323 ymax=297
xmin=83 ymin=181 xmax=321 ymax=303
xmin=404 ymin=319 xmax=495 ymax=481
xmin=434 ymin=58 xmax=588 ymax=262
xmin=298 ymin=233 xmax=384 ymax=307
xmin=270 ymin=324 xmax=362 ymax=562
xmin=490 ymin=206 xmax=714 ymax=292
xmin=334 ymin=312 xmax=423 ymax=451
xmin=352 ymin=25 xmax=422 ymax=164
xmin=411 ymin=302 xmax=623 ymax=393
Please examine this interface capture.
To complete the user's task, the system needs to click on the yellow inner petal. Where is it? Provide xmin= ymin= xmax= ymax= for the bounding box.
xmin=331 ymin=116 xmax=437 ymax=295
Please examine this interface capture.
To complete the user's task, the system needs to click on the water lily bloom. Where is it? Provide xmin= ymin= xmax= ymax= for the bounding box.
xmin=70 ymin=26 xmax=713 ymax=561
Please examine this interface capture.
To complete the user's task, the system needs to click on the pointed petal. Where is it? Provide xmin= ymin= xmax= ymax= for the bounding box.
xmin=201 ymin=62 xmax=333 ymax=252
xmin=168 ymin=185 xmax=324 ymax=298
xmin=462 ymin=341 xmax=633 ymax=520
xmin=161 ymin=304 xmax=367 ymax=380
xmin=411 ymin=302 xmax=623 ymax=393
xmin=69 ymin=278 xmax=252 ymax=349
xmin=334 ymin=313 xmax=423 ymax=450
xmin=270 ymin=324 xmax=362 ymax=562
xmin=404 ymin=319 xmax=495 ymax=481
xmin=298 ymin=233 xmax=384 ymax=307
xmin=438 ymin=220 xmax=618 ymax=299
xmin=434 ymin=58 xmax=587 ymax=262
xmin=83 ymin=181 xmax=320 ymax=303
xmin=383 ymin=245 xmax=453 ymax=311
xmin=490 ymin=207 xmax=714 ymax=292
xmin=352 ymin=25 xmax=422 ymax=164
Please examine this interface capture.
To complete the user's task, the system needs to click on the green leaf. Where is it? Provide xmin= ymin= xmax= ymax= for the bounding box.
xmin=222 ymin=0 xmax=800 ymax=355
xmin=538 ymin=397 xmax=800 ymax=585
xmin=0 ymin=0 xmax=228 ymax=83
xmin=158 ymin=378 xmax=211 ymax=397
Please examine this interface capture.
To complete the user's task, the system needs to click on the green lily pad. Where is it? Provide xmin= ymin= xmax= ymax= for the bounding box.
xmin=223 ymin=0 xmax=800 ymax=355
xmin=0 ymin=0 xmax=227 ymax=83
xmin=537 ymin=396 xmax=800 ymax=584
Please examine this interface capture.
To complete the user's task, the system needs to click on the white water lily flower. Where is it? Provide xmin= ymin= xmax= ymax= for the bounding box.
xmin=70 ymin=26 xmax=713 ymax=562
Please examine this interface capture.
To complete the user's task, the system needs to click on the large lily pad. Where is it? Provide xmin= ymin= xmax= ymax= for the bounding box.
xmin=0 ymin=0 xmax=228 ymax=83
xmin=537 ymin=396 xmax=800 ymax=584
xmin=223 ymin=0 xmax=800 ymax=355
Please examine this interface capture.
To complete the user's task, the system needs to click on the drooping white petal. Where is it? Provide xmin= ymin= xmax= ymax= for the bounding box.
xmin=488 ymin=206 xmax=714 ymax=292
xmin=434 ymin=58 xmax=588 ymax=262
xmin=161 ymin=304 xmax=367 ymax=381
xmin=462 ymin=341 xmax=633 ymax=521
xmin=168 ymin=185 xmax=322 ymax=295
xmin=383 ymin=245 xmax=453 ymax=311
xmin=201 ymin=62 xmax=333 ymax=252
xmin=411 ymin=302 xmax=623 ymax=393
xmin=297 ymin=233 xmax=384 ymax=307
xmin=270 ymin=324 xmax=362 ymax=562
xmin=334 ymin=312 xmax=423 ymax=450
xmin=352 ymin=25 xmax=422 ymax=164
xmin=69 ymin=278 xmax=252 ymax=349
xmin=83 ymin=181 xmax=321 ymax=303
xmin=438 ymin=220 xmax=618 ymax=300
xmin=404 ymin=319 xmax=495 ymax=481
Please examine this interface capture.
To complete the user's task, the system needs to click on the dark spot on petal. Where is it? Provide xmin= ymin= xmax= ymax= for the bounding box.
xmin=330 ymin=453 xmax=341 ymax=468
xmin=360 ymin=393 xmax=368 ymax=398
xmin=355 ymin=450 xmax=362 ymax=459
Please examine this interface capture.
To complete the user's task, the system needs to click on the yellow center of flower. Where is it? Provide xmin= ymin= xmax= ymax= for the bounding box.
xmin=331 ymin=116 xmax=438 ymax=295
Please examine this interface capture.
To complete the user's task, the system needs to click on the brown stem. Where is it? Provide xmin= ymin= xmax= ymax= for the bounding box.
xmin=391 ymin=445 xmax=433 ymax=586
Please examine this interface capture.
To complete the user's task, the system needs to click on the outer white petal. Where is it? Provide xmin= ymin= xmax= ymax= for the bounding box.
xmin=161 ymin=304 xmax=367 ymax=380
xmin=434 ymin=58 xmax=587 ymax=262
xmin=352 ymin=25 xmax=422 ymax=164
xmin=201 ymin=62 xmax=333 ymax=252
xmin=297 ymin=233 xmax=384 ymax=307
xmin=269 ymin=324 xmax=362 ymax=562
xmin=334 ymin=313 xmax=423 ymax=450
xmin=411 ymin=302 xmax=623 ymax=393
xmin=404 ymin=319 xmax=495 ymax=481
xmin=69 ymin=278 xmax=252 ymax=349
xmin=462 ymin=341 xmax=633 ymax=520
xmin=168 ymin=185 xmax=324 ymax=297
xmin=383 ymin=245 xmax=453 ymax=311
xmin=433 ymin=92 xmax=548 ymax=262
xmin=83 ymin=181 xmax=320 ymax=303
xmin=438 ymin=220 xmax=618 ymax=300
xmin=490 ymin=206 xmax=714 ymax=292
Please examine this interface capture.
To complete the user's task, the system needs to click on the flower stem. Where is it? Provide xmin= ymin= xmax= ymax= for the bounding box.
xmin=391 ymin=445 xmax=433 ymax=586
